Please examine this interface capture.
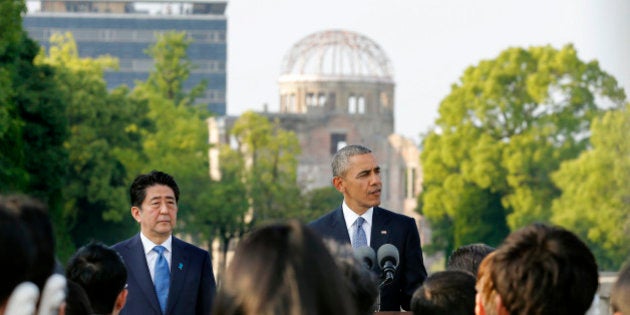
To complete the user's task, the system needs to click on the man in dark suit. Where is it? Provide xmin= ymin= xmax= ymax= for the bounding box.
xmin=309 ymin=144 xmax=427 ymax=311
xmin=113 ymin=170 xmax=216 ymax=315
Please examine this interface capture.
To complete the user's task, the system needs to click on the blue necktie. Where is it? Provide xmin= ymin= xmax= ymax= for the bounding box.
xmin=153 ymin=245 xmax=170 ymax=314
xmin=353 ymin=217 xmax=368 ymax=248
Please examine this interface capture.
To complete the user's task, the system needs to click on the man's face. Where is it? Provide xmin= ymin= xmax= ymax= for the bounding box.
xmin=132 ymin=184 xmax=178 ymax=242
xmin=333 ymin=153 xmax=382 ymax=214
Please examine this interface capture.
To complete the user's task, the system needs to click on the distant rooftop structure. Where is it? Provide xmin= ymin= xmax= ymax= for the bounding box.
xmin=30 ymin=0 xmax=226 ymax=15
xmin=279 ymin=29 xmax=394 ymax=84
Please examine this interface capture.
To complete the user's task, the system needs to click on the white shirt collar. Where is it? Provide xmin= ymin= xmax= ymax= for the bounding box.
xmin=139 ymin=232 xmax=173 ymax=255
xmin=342 ymin=201 xmax=373 ymax=231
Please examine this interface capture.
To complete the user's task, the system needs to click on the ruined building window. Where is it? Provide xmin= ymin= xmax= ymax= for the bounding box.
xmin=348 ymin=95 xmax=357 ymax=113
xmin=318 ymin=93 xmax=327 ymax=106
xmin=306 ymin=93 xmax=316 ymax=106
xmin=330 ymin=133 xmax=347 ymax=155
xmin=357 ymin=96 xmax=365 ymax=113
xmin=348 ymin=95 xmax=365 ymax=114
xmin=405 ymin=167 xmax=418 ymax=199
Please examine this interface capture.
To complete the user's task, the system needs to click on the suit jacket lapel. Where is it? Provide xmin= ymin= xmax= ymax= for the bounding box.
xmin=330 ymin=207 xmax=352 ymax=244
xmin=166 ymin=237 xmax=190 ymax=315
xmin=370 ymin=207 xmax=391 ymax=250
xmin=127 ymin=235 xmax=161 ymax=313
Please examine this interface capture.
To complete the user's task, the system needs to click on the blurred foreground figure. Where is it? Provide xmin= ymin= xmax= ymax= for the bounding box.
xmin=66 ymin=242 xmax=128 ymax=315
xmin=213 ymin=220 xmax=359 ymax=315
xmin=411 ymin=270 xmax=476 ymax=315
xmin=475 ymin=223 xmax=598 ymax=315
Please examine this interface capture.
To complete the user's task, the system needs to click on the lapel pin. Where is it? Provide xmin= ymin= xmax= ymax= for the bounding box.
xmin=381 ymin=230 xmax=387 ymax=235
xmin=178 ymin=263 xmax=183 ymax=270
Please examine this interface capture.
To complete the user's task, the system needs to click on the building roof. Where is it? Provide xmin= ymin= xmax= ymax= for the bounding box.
xmin=279 ymin=29 xmax=394 ymax=84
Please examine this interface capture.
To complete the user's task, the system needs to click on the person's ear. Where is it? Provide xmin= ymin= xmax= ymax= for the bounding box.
xmin=332 ymin=176 xmax=344 ymax=193
xmin=474 ymin=292 xmax=486 ymax=315
xmin=114 ymin=288 xmax=128 ymax=312
xmin=131 ymin=207 xmax=142 ymax=223
xmin=495 ymin=294 xmax=510 ymax=315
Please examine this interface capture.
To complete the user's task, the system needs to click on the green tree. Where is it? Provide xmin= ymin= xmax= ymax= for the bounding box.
xmin=130 ymin=31 xmax=213 ymax=241
xmin=37 ymin=33 xmax=148 ymax=252
xmin=187 ymin=144 xmax=249 ymax=282
xmin=231 ymin=111 xmax=303 ymax=225
xmin=302 ymin=186 xmax=343 ymax=222
xmin=419 ymin=44 xmax=626 ymax=257
xmin=0 ymin=0 xmax=70 ymax=258
xmin=551 ymin=104 xmax=630 ymax=270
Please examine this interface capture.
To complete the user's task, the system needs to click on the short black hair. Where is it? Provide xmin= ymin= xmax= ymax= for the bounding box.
xmin=446 ymin=243 xmax=495 ymax=276
xmin=411 ymin=270 xmax=476 ymax=315
xmin=66 ymin=242 xmax=127 ymax=314
xmin=0 ymin=194 xmax=54 ymax=291
xmin=129 ymin=170 xmax=180 ymax=207
xmin=0 ymin=206 xmax=35 ymax=304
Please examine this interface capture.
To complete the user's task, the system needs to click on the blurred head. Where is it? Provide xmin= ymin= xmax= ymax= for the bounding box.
xmin=324 ymin=239 xmax=378 ymax=315
xmin=0 ymin=194 xmax=55 ymax=291
xmin=475 ymin=223 xmax=598 ymax=315
xmin=331 ymin=145 xmax=382 ymax=214
xmin=447 ymin=243 xmax=495 ymax=277
xmin=65 ymin=280 xmax=94 ymax=315
xmin=130 ymin=170 xmax=179 ymax=243
xmin=411 ymin=270 xmax=476 ymax=315
xmin=611 ymin=261 xmax=630 ymax=315
xmin=66 ymin=242 xmax=128 ymax=315
xmin=0 ymin=201 xmax=35 ymax=308
xmin=213 ymin=220 xmax=358 ymax=315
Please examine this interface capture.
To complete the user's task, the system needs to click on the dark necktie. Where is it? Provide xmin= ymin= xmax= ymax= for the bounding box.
xmin=353 ymin=217 xmax=368 ymax=248
xmin=153 ymin=245 xmax=170 ymax=314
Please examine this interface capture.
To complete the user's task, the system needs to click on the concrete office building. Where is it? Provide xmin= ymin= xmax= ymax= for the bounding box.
xmin=23 ymin=0 xmax=227 ymax=115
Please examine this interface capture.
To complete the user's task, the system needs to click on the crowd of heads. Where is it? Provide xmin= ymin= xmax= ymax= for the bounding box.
xmin=3 ymin=166 xmax=630 ymax=315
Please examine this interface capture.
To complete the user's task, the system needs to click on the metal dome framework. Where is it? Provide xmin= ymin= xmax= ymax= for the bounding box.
xmin=279 ymin=29 xmax=394 ymax=83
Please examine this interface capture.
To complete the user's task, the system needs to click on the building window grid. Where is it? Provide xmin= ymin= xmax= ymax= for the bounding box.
xmin=28 ymin=27 xmax=227 ymax=44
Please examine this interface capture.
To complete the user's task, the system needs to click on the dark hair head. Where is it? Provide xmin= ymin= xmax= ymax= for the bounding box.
xmin=446 ymin=243 xmax=495 ymax=276
xmin=612 ymin=261 xmax=630 ymax=314
xmin=491 ymin=223 xmax=598 ymax=315
xmin=0 ymin=203 xmax=35 ymax=304
xmin=66 ymin=242 xmax=127 ymax=314
xmin=323 ymin=239 xmax=378 ymax=315
xmin=213 ymin=220 xmax=358 ymax=315
xmin=0 ymin=194 xmax=55 ymax=291
xmin=331 ymin=145 xmax=372 ymax=177
xmin=65 ymin=280 xmax=95 ymax=315
xmin=410 ymin=270 xmax=476 ymax=315
xmin=129 ymin=170 xmax=180 ymax=207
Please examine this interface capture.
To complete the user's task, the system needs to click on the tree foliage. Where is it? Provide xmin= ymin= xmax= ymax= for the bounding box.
xmin=230 ymin=111 xmax=304 ymax=225
xmin=418 ymin=44 xmax=626 ymax=257
xmin=0 ymin=0 xmax=71 ymax=257
xmin=551 ymin=104 xmax=630 ymax=270
xmin=37 ymin=33 xmax=147 ymax=249
xmin=131 ymin=31 xmax=214 ymax=241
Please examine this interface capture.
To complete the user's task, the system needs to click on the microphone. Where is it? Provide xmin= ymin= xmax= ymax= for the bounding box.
xmin=377 ymin=244 xmax=399 ymax=286
xmin=353 ymin=246 xmax=376 ymax=270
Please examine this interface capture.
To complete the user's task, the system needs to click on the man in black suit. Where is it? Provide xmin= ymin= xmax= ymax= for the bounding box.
xmin=309 ymin=144 xmax=428 ymax=311
xmin=113 ymin=170 xmax=216 ymax=315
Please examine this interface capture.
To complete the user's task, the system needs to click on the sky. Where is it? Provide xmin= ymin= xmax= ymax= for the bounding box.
xmin=226 ymin=0 xmax=629 ymax=144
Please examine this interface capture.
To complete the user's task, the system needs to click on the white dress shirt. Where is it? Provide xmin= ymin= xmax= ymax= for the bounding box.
xmin=342 ymin=201 xmax=373 ymax=247
xmin=139 ymin=232 xmax=173 ymax=282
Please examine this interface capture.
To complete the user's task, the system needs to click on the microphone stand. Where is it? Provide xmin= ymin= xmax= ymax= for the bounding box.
xmin=376 ymin=274 xmax=393 ymax=312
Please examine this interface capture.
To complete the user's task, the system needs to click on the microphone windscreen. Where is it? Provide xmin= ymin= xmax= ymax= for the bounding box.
xmin=353 ymin=246 xmax=376 ymax=269
xmin=377 ymin=244 xmax=399 ymax=267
